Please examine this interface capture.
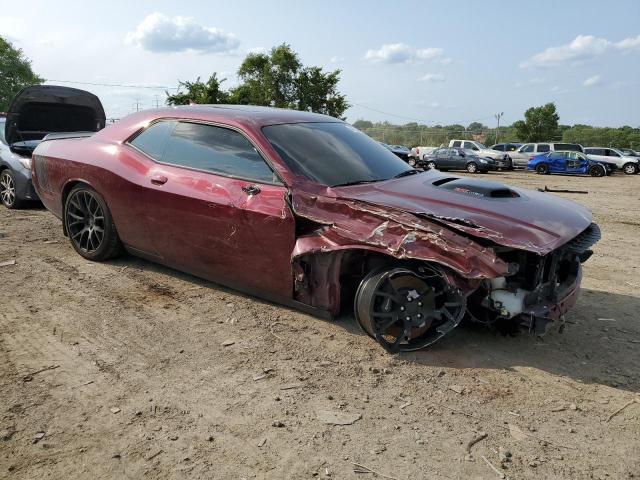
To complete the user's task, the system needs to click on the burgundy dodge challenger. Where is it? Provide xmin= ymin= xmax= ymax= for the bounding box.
xmin=31 ymin=105 xmax=600 ymax=352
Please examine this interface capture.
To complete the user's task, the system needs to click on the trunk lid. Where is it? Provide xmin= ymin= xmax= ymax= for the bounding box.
xmin=5 ymin=85 xmax=105 ymax=155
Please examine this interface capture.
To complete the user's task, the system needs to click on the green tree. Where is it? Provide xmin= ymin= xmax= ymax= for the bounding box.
xmin=166 ymin=74 xmax=229 ymax=105
xmin=296 ymin=67 xmax=349 ymax=118
xmin=0 ymin=36 xmax=43 ymax=111
xmin=513 ymin=103 xmax=560 ymax=142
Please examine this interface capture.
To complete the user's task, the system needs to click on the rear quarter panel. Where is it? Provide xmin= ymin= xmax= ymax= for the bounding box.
xmin=32 ymin=137 xmax=154 ymax=252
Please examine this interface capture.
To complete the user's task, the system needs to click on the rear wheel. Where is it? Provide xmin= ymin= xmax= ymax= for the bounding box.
xmin=426 ymin=161 xmax=437 ymax=170
xmin=535 ymin=163 xmax=549 ymax=175
xmin=466 ymin=162 xmax=478 ymax=173
xmin=589 ymin=165 xmax=605 ymax=177
xmin=64 ymin=185 xmax=123 ymax=261
xmin=622 ymin=162 xmax=638 ymax=175
xmin=0 ymin=170 xmax=23 ymax=209
xmin=354 ymin=265 xmax=466 ymax=352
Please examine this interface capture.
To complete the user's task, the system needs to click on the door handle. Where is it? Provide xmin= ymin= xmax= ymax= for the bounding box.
xmin=241 ymin=184 xmax=261 ymax=196
xmin=150 ymin=174 xmax=168 ymax=185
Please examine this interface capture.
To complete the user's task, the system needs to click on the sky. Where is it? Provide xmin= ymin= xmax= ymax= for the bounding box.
xmin=1 ymin=0 xmax=639 ymax=127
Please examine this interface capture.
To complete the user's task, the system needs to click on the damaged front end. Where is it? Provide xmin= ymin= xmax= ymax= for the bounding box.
xmin=288 ymin=179 xmax=600 ymax=352
xmin=471 ymin=223 xmax=600 ymax=335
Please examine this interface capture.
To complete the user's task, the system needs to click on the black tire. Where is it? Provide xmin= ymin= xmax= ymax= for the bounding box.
xmin=354 ymin=265 xmax=465 ymax=352
xmin=535 ymin=163 xmax=549 ymax=175
xmin=0 ymin=169 xmax=24 ymax=209
xmin=64 ymin=185 xmax=123 ymax=261
xmin=426 ymin=161 xmax=437 ymax=170
xmin=466 ymin=162 xmax=478 ymax=173
xmin=622 ymin=162 xmax=638 ymax=175
xmin=588 ymin=165 xmax=605 ymax=177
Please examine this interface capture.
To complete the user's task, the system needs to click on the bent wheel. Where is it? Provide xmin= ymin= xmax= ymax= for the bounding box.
xmin=64 ymin=186 xmax=122 ymax=261
xmin=354 ymin=266 xmax=466 ymax=352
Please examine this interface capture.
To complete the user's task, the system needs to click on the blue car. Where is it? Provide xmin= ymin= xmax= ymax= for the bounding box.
xmin=528 ymin=151 xmax=613 ymax=177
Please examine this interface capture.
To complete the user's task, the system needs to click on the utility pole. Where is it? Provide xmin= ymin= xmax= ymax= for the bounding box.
xmin=154 ymin=95 xmax=160 ymax=109
xmin=135 ymin=98 xmax=140 ymax=112
xmin=494 ymin=112 xmax=504 ymax=145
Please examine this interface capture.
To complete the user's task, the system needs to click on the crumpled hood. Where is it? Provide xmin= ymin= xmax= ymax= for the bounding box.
xmin=332 ymin=171 xmax=592 ymax=255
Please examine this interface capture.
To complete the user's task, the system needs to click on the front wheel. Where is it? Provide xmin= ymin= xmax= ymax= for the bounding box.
xmin=535 ymin=163 xmax=549 ymax=175
xmin=354 ymin=265 xmax=466 ymax=352
xmin=0 ymin=170 xmax=23 ymax=209
xmin=622 ymin=162 xmax=638 ymax=175
xmin=426 ymin=161 xmax=437 ymax=170
xmin=466 ymin=162 xmax=478 ymax=173
xmin=64 ymin=185 xmax=123 ymax=261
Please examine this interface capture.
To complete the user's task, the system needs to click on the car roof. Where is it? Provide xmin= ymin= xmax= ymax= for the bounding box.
xmin=168 ymin=104 xmax=338 ymax=126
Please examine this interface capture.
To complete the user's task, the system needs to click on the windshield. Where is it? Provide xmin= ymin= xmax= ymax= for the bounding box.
xmin=262 ymin=122 xmax=412 ymax=187
xmin=474 ymin=142 xmax=486 ymax=149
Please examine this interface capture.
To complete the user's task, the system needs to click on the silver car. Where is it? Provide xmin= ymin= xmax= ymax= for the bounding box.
xmin=0 ymin=115 xmax=39 ymax=209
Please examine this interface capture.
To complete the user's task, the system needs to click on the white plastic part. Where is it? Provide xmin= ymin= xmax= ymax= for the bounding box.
xmin=489 ymin=277 xmax=528 ymax=318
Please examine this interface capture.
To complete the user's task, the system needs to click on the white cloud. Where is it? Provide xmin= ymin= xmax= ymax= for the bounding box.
xmin=364 ymin=43 xmax=443 ymax=64
xmin=126 ymin=12 xmax=239 ymax=54
xmin=418 ymin=73 xmax=445 ymax=82
xmin=520 ymin=34 xmax=640 ymax=68
xmin=583 ymin=75 xmax=603 ymax=87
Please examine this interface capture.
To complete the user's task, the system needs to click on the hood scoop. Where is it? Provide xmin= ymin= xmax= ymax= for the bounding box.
xmin=430 ymin=177 xmax=520 ymax=199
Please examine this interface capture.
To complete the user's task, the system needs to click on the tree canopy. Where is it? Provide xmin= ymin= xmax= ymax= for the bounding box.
xmin=166 ymin=44 xmax=349 ymax=118
xmin=0 ymin=36 xmax=43 ymax=111
xmin=512 ymin=103 xmax=559 ymax=142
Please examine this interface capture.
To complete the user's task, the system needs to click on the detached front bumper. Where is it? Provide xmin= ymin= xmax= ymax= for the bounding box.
xmin=518 ymin=265 xmax=582 ymax=335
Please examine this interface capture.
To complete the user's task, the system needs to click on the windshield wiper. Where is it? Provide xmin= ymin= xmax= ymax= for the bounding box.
xmin=392 ymin=169 xmax=420 ymax=179
xmin=332 ymin=179 xmax=381 ymax=187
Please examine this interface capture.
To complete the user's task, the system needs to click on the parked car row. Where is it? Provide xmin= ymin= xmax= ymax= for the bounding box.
xmin=1 ymin=85 xmax=603 ymax=353
xmin=404 ymin=140 xmax=640 ymax=176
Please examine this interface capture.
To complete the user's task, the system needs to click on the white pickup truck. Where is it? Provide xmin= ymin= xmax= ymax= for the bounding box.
xmin=448 ymin=140 xmax=512 ymax=169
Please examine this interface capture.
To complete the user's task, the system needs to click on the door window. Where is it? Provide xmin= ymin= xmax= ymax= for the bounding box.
xmin=604 ymin=149 xmax=620 ymax=157
xmin=492 ymin=144 xmax=505 ymax=151
xmin=463 ymin=141 xmax=477 ymax=150
xmin=133 ymin=121 xmax=278 ymax=184
xmin=521 ymin=144 xmax=534 ymax=153
xmin=537 ymin=144 xmax=550 ymax=153
xmin=451 ymin=141 xmax=462 ymax=148
xmin=130 ymin=120 xmax=177 ymax=160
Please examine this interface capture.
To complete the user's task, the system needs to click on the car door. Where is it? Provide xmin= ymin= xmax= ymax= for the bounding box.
xmin=126 ymin=120 xmax=296 ymax=300
xmin=452 ymin=149 xmax=467 ymax=169
xmin=430 ymin=148 xmax=446 ymax=167
xmin=564 ymin=152 xmax=582 ymax=173
xmin=603 ymin=149 xmax=623 ymax=168
xmin=514 ymin=144 xmax=534 ymax=166
xmin=439 ymin=148 xmax=455 ymax=168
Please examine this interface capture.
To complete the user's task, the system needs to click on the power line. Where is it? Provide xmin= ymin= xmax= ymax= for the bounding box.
xmin=350 ymin=102 xmax=495 ymax=127
xmin=45 ymin=79 xmax=179 ymax=90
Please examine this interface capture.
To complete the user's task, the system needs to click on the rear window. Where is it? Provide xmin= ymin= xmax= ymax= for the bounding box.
xmin=491 ymin=144 xmax=505 ymax=151
xmin=130 ymin=121 xmax=177 ymax=160
xmin=585 ymin=148 xmax=603 ymax=155
xmin=554 ymin=143 xmax=582 ymax=152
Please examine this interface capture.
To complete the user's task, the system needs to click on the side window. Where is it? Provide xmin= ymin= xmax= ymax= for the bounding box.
xmin=130 ymin=121 xmax=178 ymax=160
xmin=522 ymin=144 xmax=534 ymax=153
xmin=161 ymin=122 xmax=277 ymax=183
xmin=0 ymin=119 xmax=6 ymax=145
xmin=506 ymin=144 xmax=518 ymax=151
xmin=463 ymin=141 xmax=476 ymax=150
xmin=605 ymin=149 xmax=620 ymax=157
xmin=451 ymin=141 xmax=462 ymax=148
xmin=493 ymin=144 xmax=505 ymax=151
xmin=586 ymin=148 xmax=600 ymax=155
xmin=537 ymin=144 xmax=550 ymax=153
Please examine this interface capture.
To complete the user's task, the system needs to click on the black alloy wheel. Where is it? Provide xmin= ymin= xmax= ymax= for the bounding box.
xmin=354 ymin=266 xmax=466 ymax=352
xmin=589 ymin=165 xmax=605 ymax=177
xmin=536 ymin=163 xmax=549 ymax=175
xmin=64 ymin=185 xmax=122 ymax=261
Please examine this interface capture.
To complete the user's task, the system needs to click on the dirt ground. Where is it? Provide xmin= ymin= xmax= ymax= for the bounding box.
xmin=1 ymin=169 xmax=639 ymax=480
